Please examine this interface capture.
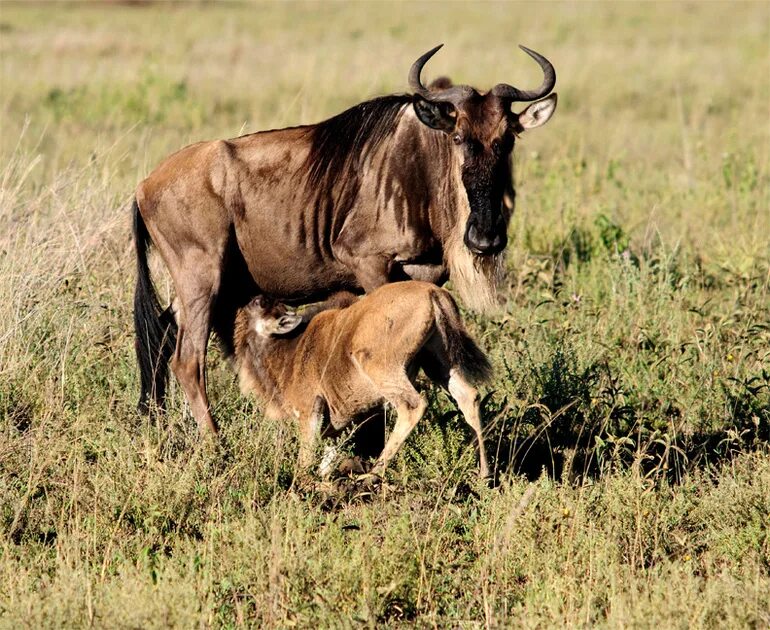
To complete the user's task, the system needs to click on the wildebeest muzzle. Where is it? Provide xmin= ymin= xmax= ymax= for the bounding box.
xmin=462 ymin=166 xmax=508 ymax=256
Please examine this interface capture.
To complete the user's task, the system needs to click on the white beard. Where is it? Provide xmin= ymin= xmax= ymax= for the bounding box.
xmin=444 ymin=220 xmax=503 ymax=314
xmin=440 ymin=156 xmax=506 ymax=314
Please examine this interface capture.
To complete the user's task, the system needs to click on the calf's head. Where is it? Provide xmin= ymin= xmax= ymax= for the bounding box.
xmin=244 ymin=296 xmax=303 ymax=338
xmin=410 ymin=45 xmax=558 ymax=256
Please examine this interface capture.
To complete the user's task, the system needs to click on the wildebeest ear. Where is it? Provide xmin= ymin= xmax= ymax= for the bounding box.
xmin=516 ymin=93 xmax=557 ymax=131
xmin=413 ymin=95 xmax=457 ymax=133
xmin=429 ymin=76 xmax=453 ymax=90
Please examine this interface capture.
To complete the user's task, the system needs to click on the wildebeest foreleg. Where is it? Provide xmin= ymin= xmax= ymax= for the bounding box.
xmin=354 ymin=255 xmax=392 ymax=292
xmin=399 ymin=263 xmax=447 ymax=285
xmin=334 ymin=246 xmax=392 ymax=292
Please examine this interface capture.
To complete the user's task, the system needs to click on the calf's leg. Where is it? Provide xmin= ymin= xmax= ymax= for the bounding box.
xmin=361 ymin=369 xmax=427 ymax=477
xmin=448 ymin=369 xmax=490 ymax=479
xmin=419 ymin=336 xmax=490 ymax=479
xmin=297 ymin=396 xmax=326 ymax=471
xmin=369 ymin=396 xmax=427 ymax=477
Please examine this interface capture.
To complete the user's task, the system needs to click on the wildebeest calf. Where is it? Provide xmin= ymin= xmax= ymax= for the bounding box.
xmin=233 ymin=281 xmax=492 ymax=479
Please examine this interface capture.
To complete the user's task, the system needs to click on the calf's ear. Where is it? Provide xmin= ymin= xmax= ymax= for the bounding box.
xmin=516 ymin=93 xmax=557 ymax=131
xmin=413 ymin=96 xmax=457 ymax=133
xmin=274 ymin=313 xmax=302 ymax=335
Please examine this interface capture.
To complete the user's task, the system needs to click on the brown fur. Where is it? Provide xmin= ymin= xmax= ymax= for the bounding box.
xmin=233 ymin=282 xmax=492 ymax=478
xmin=133 ymin=50 xmax=556 ymax=433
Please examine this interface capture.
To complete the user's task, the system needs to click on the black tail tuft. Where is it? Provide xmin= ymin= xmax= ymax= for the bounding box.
xmin=432 ymin=290 xmax=493 ymax=385
xmin=450 ymin=329 xmax=493 ymax=385
xmin=133 ymin=199 xmax=177 ymax=413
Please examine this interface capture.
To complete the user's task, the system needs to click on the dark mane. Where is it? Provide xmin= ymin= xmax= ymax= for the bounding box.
xmin=305 ymin=94 xmax=412 ymax=203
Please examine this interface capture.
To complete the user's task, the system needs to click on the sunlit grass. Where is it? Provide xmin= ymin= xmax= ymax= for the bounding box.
xmin=1 ymin=2 xmax=768 ymax=627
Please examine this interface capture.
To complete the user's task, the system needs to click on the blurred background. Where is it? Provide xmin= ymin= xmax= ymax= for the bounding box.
xmin=2 ymin=2 xmax=768 ymax=252
xmin=2 ymin=2 xmax=767 ymax=248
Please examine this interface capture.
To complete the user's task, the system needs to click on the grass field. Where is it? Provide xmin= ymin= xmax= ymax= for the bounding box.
xmin=1 ymin=1 xmax=769 ymax=627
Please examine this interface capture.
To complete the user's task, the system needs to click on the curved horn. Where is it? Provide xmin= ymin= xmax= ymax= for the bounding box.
xmin=409 ymin=44 xmax=443 ymax=98
xmin=409 ymin=44 xmax=474 ymax=103
xmin=491 ymin=45 xmax=556 ymax=102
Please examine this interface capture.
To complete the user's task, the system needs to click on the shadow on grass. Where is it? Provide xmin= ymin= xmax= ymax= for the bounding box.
xmin=483 ymin=343 xmax=770 ymax=484
xmin=281 ymin=340 xmax=769 ymax=490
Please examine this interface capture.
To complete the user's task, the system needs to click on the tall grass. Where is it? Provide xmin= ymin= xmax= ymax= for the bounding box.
xmin=1 ymin=2 xmax=768 ymax=627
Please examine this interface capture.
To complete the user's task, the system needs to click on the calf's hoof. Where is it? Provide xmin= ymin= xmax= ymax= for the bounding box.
xmin=338 ymin=456 xmax=367 ymax=476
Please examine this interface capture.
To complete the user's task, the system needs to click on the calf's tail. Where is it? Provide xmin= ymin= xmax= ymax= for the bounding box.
xmin=431 ymin=289 xmax=492 ymax=385
xmin=133 ymin=198 xmax=177 ymax=412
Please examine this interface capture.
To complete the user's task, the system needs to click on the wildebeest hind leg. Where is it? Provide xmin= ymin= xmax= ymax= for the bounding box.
xmin=170 ymin=259 xmax=221 ymax=435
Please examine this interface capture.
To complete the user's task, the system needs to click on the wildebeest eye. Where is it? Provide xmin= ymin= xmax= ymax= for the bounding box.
xmin=491 ymin=139 xmax=501 ymax=153
xmin=452 ymin=133 xmax=463 ymax=145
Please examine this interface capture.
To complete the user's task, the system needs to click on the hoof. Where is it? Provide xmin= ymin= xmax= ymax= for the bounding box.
xmin=338 ymin=456 xmax=367 ymax=476
xmin=356 ymin=471 xmax=382 ymax=487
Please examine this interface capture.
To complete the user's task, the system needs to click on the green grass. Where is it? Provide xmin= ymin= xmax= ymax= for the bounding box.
xmin=1 ymin=2 xmax=769 ymax=627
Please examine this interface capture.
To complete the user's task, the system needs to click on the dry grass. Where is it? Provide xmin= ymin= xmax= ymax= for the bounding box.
xmin=1 ymin=2 xmax=769 ymax=627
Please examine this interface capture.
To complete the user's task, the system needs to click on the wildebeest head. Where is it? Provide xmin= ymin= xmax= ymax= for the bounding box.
xmin=410 ymin=45 xmax=558 ymax=256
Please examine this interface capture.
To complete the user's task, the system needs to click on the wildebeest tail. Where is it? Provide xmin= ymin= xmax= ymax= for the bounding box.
xmin=133 ymin=198 xmax=177 ymax=413
xmin=431 ymin=289 xmax=492 ymax=385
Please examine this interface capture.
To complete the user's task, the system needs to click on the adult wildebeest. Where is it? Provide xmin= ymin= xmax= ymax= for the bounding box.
xmin=134 ymin=44 xmax=557 ymax=434
xmin=233 ymin=282 xmax=492 ymax=479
